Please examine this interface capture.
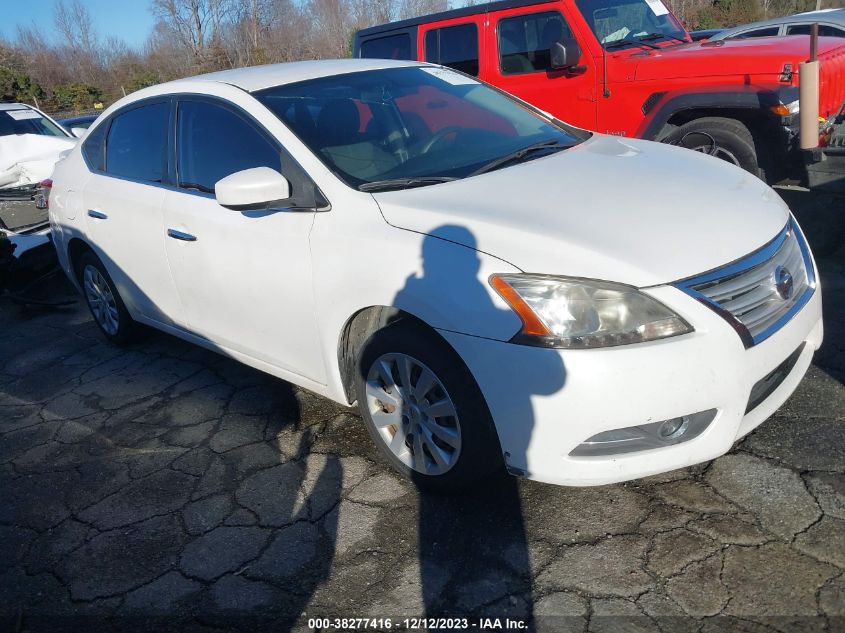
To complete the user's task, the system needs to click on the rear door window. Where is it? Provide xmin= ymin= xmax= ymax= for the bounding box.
xmin=360 ymin=33 xmax=412 ymax=59
xmin=424 ymin=23 xmax=480 ymax=76
xmin=105 ymin=102 xmax=168 ymax=183
xmin=176 ymin=100 xmax=281 ymax=193
xmin=498 ymin=11 xmax=574 ymax=75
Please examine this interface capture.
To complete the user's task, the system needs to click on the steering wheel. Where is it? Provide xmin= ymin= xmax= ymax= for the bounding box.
xmin=420 ymin=126 xmax=463 ymax=154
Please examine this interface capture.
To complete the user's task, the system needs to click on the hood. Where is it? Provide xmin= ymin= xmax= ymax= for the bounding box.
xmin=372 ymin=135 xmax=789 ymax=288
xmin=0 ymin=133 xmax=77 ymax=189
xmin=619 ymin=35 xmax=845 ymax=81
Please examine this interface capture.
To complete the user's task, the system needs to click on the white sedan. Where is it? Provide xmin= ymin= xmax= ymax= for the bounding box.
xmin=48 ymin=59 xmax=822 ymax=490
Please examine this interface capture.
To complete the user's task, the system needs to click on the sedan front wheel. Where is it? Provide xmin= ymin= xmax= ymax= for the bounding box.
xmin=355 ymin=321 xmax=503 ymax=492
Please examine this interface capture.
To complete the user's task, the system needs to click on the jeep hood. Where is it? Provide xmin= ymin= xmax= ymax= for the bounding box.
xmin=623 ymin=35 xmax=845 ymax=81
xmin=372 ymin=135 xmax=789 ymax=288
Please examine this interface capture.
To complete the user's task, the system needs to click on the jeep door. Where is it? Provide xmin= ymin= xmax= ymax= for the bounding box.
xmin=488 ymin=5 xmax=598 ymax=130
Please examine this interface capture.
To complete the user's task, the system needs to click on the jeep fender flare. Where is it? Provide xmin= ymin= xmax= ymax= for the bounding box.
xmin=636 ymin=85 xmax=799 ymax=141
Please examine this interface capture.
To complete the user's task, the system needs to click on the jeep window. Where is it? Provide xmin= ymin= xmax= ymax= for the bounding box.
xmin=0 ymin=109 xmax=68 ymax=138
xmin=256 ymin=66 xmax=582 ymax=189
xmin=105 ymin=102 xmax=168 ymax=183
xmin=498 ymin=12 xmax=575 ymax=75
xmin=575 ymin=0 xmax=686 ymax=47
xmin=786 ymin=24 xmax=845 ymax=37
xmin=360 ymin=33 xmax=412 ymax=60
xmin=734 ymin=27 xmax=780 ymax=39
xmin=424 ymin=24 xmax=480 ymax=76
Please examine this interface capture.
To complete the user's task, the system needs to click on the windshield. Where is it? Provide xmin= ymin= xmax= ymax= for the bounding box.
xmin=575 ymin=0 xmax=687 ymax=47
xmin=0 ymin=109 xmax=69 ymax=138
xmin=255 ymin=66 xmax=584 ymax=189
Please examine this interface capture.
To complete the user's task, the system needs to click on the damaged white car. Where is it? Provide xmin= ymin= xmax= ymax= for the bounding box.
xmin=0 ymin=103 xmax=76 ymax=293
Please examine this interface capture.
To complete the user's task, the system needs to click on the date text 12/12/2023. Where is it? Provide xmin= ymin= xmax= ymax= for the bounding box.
xmin=307 ymin=617 xmax=529 ymax=630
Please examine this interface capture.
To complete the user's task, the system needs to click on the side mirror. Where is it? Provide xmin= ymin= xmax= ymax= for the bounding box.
xmin=215 ymin=167 xmax=291 ymax=211
xmin=71 ymin=127 xmax=87 ymax=138
xmin=550 ymin=38 xmax=582 ymax=70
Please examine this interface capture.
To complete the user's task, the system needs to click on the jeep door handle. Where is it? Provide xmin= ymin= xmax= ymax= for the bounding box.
xmin=167 ymin=228 xmax=197 ymax=242
xmin=87 ymin=209 xmax=108 ymax=219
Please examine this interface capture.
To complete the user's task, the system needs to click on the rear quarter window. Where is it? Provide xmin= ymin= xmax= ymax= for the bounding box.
xmin=81 ymin=122 xmax=107 ymax=171
xmin=360 ymin=33 xmax=412 ymax=59
xmin=735 ymin=27 xmax=780 ymax=38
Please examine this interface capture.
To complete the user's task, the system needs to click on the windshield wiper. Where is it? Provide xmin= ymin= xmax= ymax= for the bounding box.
xmin=358 ymin=176 xmax=458 ymax=193
xmin=605 ymin=38 xmax=661 ymax=50
xmin=637 ymin=32 xmax=688 ymax=44
xmin=469 ymin=140 xmax=571 ymax=177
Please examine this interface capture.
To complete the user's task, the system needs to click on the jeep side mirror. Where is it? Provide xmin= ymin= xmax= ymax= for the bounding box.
xmin=550 ymin=38 xmax=582 ymax=70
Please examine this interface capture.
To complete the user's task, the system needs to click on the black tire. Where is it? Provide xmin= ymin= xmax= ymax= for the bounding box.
xmin=75 ymin=250 xmax=139 ymax=344
xmin=666 ymin=117 xmax=761 ymax=178
xmin=355 ymin=321 xmax=504 ymax=492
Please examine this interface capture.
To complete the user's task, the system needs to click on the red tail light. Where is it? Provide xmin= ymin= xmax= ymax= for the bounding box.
xmin=37 ymin=179 xmax=52 ymax=210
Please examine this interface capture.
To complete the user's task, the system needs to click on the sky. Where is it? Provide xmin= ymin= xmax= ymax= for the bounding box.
xmin=1 ymin=0 xmax=157 ymax=49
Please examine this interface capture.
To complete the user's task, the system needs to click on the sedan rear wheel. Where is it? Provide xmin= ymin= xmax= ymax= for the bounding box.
xmin=76 ymin=250 xmax=138 ymax=344
xmin=83 ymin=265 xmax=120 ymax=336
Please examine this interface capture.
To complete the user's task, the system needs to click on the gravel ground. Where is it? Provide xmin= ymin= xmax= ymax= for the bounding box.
xmin=0 ymin=189 xmax=843 ymax=632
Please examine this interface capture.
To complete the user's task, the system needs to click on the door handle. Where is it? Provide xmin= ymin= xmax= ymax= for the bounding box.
xmin=167 ymin=228 xmax=197 ymax=242
xmin=87 ymin=209 xmax=108 ymax=219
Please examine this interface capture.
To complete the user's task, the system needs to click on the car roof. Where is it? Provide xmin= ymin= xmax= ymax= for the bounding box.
xmin=713 ymin=8 xmax=845 ymax=39
xmin=168 ymin=58 xmax=425 ymax=93
xmin=356 ymin=0 xmax=556 ymax=39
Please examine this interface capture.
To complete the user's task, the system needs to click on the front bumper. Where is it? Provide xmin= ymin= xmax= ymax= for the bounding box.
xmin=439 ymin=282 xmax=823 ymax=487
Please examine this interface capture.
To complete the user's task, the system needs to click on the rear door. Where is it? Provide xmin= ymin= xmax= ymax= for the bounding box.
xmin=487 ymin=6 xmax=598 ymax=129
xmin=82 ymin=99 xmax=183 ymax=326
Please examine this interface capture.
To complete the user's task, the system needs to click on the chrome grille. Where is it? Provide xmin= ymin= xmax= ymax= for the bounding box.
xmin=675 ymin=221 xmax=816 ymax=347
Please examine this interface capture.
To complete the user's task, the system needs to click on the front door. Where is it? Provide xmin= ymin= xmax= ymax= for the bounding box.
xmin=488 ymin=7 xmax=598 ymax=130
xmin=162 ymin=97 xmax=326 ymax=383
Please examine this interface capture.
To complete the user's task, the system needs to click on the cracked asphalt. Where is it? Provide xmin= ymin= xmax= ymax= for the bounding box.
xmin=1 ymin=190 xmax=843 ymax=632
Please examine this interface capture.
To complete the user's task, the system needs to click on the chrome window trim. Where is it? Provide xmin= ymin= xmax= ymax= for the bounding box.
xmin=673 ymin=219 xmax=816 ymax=349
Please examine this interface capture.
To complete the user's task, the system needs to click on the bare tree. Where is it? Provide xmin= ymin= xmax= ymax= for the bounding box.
xmin=54 ymin=0 xmax=104 ymax=84
xmin=151 ymin=0 xmax=233 ymax=65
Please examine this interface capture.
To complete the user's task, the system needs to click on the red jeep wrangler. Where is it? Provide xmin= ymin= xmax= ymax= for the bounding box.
xmin=354 ymin=0 xmax=845 ymax=184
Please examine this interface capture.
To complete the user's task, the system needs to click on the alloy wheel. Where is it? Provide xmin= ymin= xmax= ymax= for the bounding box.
xmin=365 ymin=352 xmax=462 ymax=475
xmin=83 ymin=264 xmax=120 ymax=336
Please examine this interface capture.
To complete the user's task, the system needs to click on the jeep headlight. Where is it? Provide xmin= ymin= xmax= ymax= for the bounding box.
xmin=490 ymin=274 xmax=693 ymax=349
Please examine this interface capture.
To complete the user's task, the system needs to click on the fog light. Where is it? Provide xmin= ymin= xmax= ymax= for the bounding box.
xmin=658 ymin=416 xmax=690 ymax=440
xmin=570 ymin=409 xmax=717 ymax=457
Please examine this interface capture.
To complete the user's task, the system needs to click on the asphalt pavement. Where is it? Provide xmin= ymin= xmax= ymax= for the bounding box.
xmin=0 ymin=189 xmax=843 ymax=632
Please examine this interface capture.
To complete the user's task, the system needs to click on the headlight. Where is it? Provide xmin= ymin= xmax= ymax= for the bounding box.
xmin=490 ymin=274 xmax=693 ymax=349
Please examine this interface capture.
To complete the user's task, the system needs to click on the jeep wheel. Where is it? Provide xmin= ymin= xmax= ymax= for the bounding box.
xmin=666 ymin=117 xmax=761 ymax=178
